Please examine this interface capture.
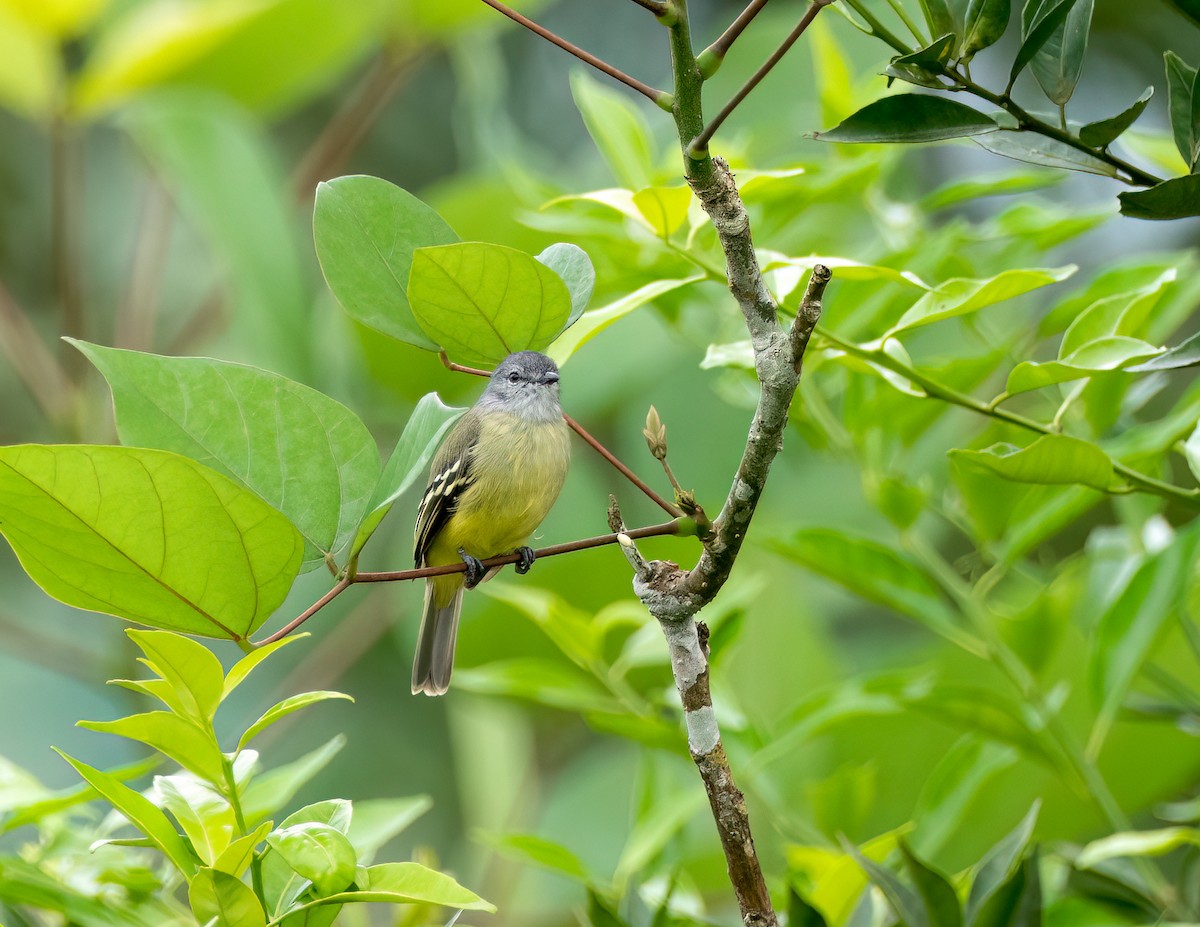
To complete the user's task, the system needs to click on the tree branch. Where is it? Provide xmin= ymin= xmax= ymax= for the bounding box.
xmin=698 ymin=0 xmax=772 ymax=76
xmin=690 ymin=0 xmax=834 ymax=157
xmin=626 ymin=0 xmax=669 ymax=15
xmin=477 ymin=0 xmax=671 ymax=106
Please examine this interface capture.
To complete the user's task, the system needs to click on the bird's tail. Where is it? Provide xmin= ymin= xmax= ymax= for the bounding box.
xmin=411 ymin=579 xmax=464 ymax=696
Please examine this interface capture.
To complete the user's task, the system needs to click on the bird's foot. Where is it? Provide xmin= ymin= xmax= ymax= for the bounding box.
xmin=515 ymin=546 xmax=537 ymax=575
xmin=458 ymin=548 xmax=486 ymax=588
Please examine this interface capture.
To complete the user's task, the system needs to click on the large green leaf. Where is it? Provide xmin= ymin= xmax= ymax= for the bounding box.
xmin=887 ymin=266 xmax=1074 ymax=335
xmin=1021 ymin=0 xmax=1094 ymax=105
xmin=127 ymin=629 xmax=226 ymax=725
xmin=961 ymin=0 xmax=1010 ymax=58
xmin=79 ymin=712 xmax=225 ymax=783
xmin=1164 ymin=51 xmax=1200 ymax=170
xmin=917 ymin=0 xmax=956 ymax=37
xmin=295 ymin=861 xmax=494 ymax=912
xmin=120 ymin=91 xmax=310 ymax=377
xmin=73 ymin=341 xmax=379 ymax=572
xmin=973 ymin=130 xmax=1117 ymax=176
xmin=536 ymin=242 xmax=595 ymax=327
xmin=314 ymin=175 xmax=458 ymax=350
xmin=75 ymin=0 xmax=389 ymax=116
xmin=771 ymin=529 xmax=980 ymax=652
xmin=409 ymin=242 xmax=572 ymax=367
xmin=1089 ymin=523 xmax=1200 ymax=749
xmin=1119 ymin=174 xmax=1200 ymax=220
xmin=0 ymin=445 xmax=302 ymax=640
xmin=1008 ymin=0 xmax=1077 ymax=90
xmin=949 ymin=435 xmax=1114 ymax=492
xmin=54 ymin=750 xmax=198 ymax=877
xmin=266 ymin=822 xmax=358 ymax=896
xmin=1078 ymin=87 xmax=1153 ymax=148
xmin=569 ymin=70 xmax=656 ymax=191
xmin=189 ymin=867 xmax=266 ymax=927
xmin=1005 ymin=337 xmax=1162 ymax=395
xmin=156 ymin=773 xmax=237 ymax=865
xmin=814 ymin=95 xmax=998 ymax=144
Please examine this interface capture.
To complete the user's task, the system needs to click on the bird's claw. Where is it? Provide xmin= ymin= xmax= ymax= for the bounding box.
xmin=458 ymin=548 xmax=486 ymax=588
xmin=515 ymin=546 xmax=536 ymax=575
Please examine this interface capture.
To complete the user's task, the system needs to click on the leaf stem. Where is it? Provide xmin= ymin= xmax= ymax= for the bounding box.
xmin=689 ymin=0 xmax=832 ymax=157
xmin=221 ymin=756 xmax=264 ymax=901
xmin=477 ymin=0 xmax=671 ymax=105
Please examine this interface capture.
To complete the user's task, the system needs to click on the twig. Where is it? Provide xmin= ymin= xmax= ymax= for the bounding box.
xmin=476 ymin=0 xmax=670 ymax=105
xmin=253 ymin=521 xmax=683 ymax=645
xmin=0 ymin=278 xmax=74 ymax=423
xmin=626 ymin=0 xmax=669 ymax=15
xmin=292 ymin=50 xmax=425 ymax=203
xmin=790 ymin=264 xmax=830 ymax=373
xmin=437 ymin=353 xmax=685 ymax=517
xmin=116 ymin=178 xmax=172 ymax=351
xmin=689 ymin=0 xmax=833 ymax=156
xmin=699 ymin=0 xmax=772 ymax=74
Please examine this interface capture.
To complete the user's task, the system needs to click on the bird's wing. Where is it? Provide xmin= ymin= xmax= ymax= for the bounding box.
xmin=414 ymin=410 xmax=481 ymax=567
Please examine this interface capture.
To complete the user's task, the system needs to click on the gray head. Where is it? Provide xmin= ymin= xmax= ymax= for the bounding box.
xmin=478 ymin=351 xmax=563 ymax=421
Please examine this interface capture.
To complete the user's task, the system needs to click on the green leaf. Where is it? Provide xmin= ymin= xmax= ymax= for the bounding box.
xmin=1077 ymin=827 xmax=1200 ymax=869
xmin=973 ymin=130 xmax=1118 ymax=176
xmin=1185 ymin=421 xmax=1200 ymax=483
xmin=120 ymin=91 xmax=310 ymax=377
xmin=126 ymin=629 xmax=225 ymax=725
xmin=1129 ymin=330 xmax=1200 ymax=371
xmin=189 ymin=867 xmax=266 ymax=927
xmin=79 ymin=712 xmax=225 ymax=784
xmin=349 ymin=392 xmax=464 ymax=561
xmin=570 ymin=70 xmax=655 ymax=191
xmin=1059 ymin=270 xmax=1173 ymax=356
xmin=965 ymin=802 xmax=1040 ymax=926
xmin=346 ymin=796 xmax=432 ymax=865
xmin=631 ymin=185 xmax=693 ymax=238
xmin=238 ymin=691 xmax=354 ymax=751
xmin=918 ymin=0 xmax=957 ymax=37
xmin=481 ymin=832 xmax=591 ymax=882
xmin=1008 ymin=0 xmax=1077 ymax=90
xmin=314 ymin=175 xmax=458 ymax=350
xmin=1165 ymin=51 xmax=1200 ymax=170
xmin=242 ymin=735 xmax=345 ymax=824
xmin=547 ymin=276 xmax=702 ymax=365
xmin=814 ymin=94 xmax=998 ymax=143
xmin=318 ymin=861 xmax=494 ymax=911
xmin=888 ymin=266 xmax=1074 ymax=335
xmin=261 ymin=801 xmax=352 ymax=914
xmin=920 ymin=170 xmax=1064 ymax=210
xmin=1021 ymin=0 xmax=1093 ymax=105
xmin=454 ymin=659 xmax=620 ymax=713
xmin=949 ymin=435 xmax=1114 ymax=492
xmin=886 ymin=35 xmax=957 ymax=88
xmin=1164 ymin=0 xmax=1200 ymax=25
xmin=72 ymin=341 xmax=380 ymax=572
xmin=913 ymin=738 xmax=1018 ymax=857
xmin=904 ymin=685 xmax=1058 ymax=766
xmin=901 ymin=840 xmax=964 ymax=927
xmin=1005 ymin=337 xmax=1162 ymax=395
xmin=222 ymin=634 xmax=308 ymax=701
xmin=843 ymin=838 xmax=929 ymax=927
xmin=54 ymin=749 xmax=197 ymax=877
xmin=1078 ymin=86 xmax=1154 ymax=148
xmin=962 ymin=0 xmax=1010 ymax=57
xmin=1089 ymin=523 xmax=1200 ymax=748
xmin=614 ymin=789 xmax=707 ymax=890
xmin=1119 ymin=174 xmax=1200 ymax=220
xmin=156 ymin=773 xmax=236 ymax=866
xmin=771 ymin=529 xmax=980 ymax=652
xmin=536 ymin=243 xmax=595 ymax=328
xmin=213 ymin=821 xmax=272 ymax=877
xmin=482 ymin=582 xmax=603 ymax=674
xmin=789 ymin=888 xmax=830 ymax=927
xmin=409 ymin=242 xmax=572 ymax=367
xmin=0 ymin=445 xmax=302 ymax=640
xmin=267 ymin=822 xmax=358 ymax=896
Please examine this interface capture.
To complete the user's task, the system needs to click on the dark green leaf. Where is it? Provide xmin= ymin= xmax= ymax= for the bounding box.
xmin=314 ymin=175 xmax=458 ymax=350
xmin=409 ymin=242 xmax=572 ymax=368
xmin=814 ymin=94 xmax=997 ymax=143
xmin=962 ymin=0 xmax=1010 ymax=57
xmin=973 ymin=129 xmax=1117 ymax=175
xmin=1165 ymin=51 xmax=1200 ymax=169
xmin=72 ymin=341 xmax=380 ymax=572
xmin=1009 ymin=0 xmax=1077 ymax=90
xmin=949 ymin=435 xmax=1114 ymax=492
xmin=965 ymin=802 xmax=1040 ymax=926
xmin=1119 ymin=174 xmax=1200 ymax=220
xmin=54 ymin=749 xmax=197 ymax=877
xmin=886 ymin=35 xmax=955 ymax=89
xmin=0 ymin=445 xmax=302 ymax=640
xmin=536 ymin=242 xmax=595 ymax=328
xmin=789 ymin=888 xmax=829 ymax=927
xmin=588 ymin=889 xmax=630 ymax=927
xmin=1164 ymin=0 xmax=1200 ymax=25
xmin=1021 ymin=0 xmax=1093 ymax=105
xmin=189 ymin=867 xmax=266 ymax=927
xmin=1078 ymin=86 xmax=1153 ymax=148
xmin=843 ymin=838 xmax=929 ymax=927
xmin=971 ymin=851 xmax=1040 ymax=927
xmin=1129 ymin=329 xmax=1200 ymax=371
xmin=917 ymin=0 xmax=957 ymax=42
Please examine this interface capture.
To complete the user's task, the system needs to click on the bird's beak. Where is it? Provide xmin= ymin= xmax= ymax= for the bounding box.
xmin=544 ymin=371 xmax=560 ymax=384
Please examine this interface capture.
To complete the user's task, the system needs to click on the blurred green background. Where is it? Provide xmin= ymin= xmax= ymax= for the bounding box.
xmin=2 ymin=0 xmax=1200 ymax=923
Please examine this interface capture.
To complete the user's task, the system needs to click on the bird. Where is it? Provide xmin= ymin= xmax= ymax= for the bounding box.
xmin=411 ymin=350 xmax=571 ymax=696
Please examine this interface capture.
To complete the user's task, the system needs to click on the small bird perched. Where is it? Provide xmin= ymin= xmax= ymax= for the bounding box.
xmin=412 ymin=351 xmax=571 ymax=696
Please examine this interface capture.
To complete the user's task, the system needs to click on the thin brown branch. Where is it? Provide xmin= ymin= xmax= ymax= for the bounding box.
xmin=689 ymin=0 xmax=832 ymax=156
xmin=253 ymin=521 xmax=682 ymax=646
xmin=439 ymin=351 xmax=490 ymax=377
xmin=701 ymin=0 xmax=772 ymax=68
xmin=626 ymin=0 xmax=669 ymax=14
xmin=0 ymin=279 xmax=74 ymax=422
xmin=477 ymin=0 xmax=670 ymax=104
xmin=292 ymin=50 xmax=426 ymax=204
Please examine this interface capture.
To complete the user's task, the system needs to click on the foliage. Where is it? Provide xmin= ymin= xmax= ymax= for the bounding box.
xmin=0 ymin=0 xmax=1199 ymax=925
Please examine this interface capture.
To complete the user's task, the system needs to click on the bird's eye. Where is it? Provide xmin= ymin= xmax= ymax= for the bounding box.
xmin=508 ymin=371 xmax=520 ymax=383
